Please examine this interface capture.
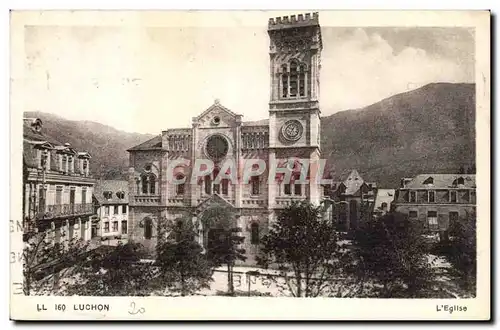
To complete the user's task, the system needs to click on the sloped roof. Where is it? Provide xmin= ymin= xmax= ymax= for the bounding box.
xmin=242 ymin=119 xmax=269 ymax=127
xmin=404 ymin=174 xmax=476 ymax=189
xmin=343 ymin=169 xmax=365 ymax=195
xmin=194 ymin=100 xmax=240 ymax=121
xmin=94 ymin=180 xmax=129 ymax=204
xmin=373 ymin=189 xmax=396 ymax=210
xmin=127 ymin=135 xmax=163 ymax=151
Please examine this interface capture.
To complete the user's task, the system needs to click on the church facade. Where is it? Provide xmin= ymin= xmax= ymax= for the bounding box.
xmin=127 ymin=13 xmax=326 ymax=264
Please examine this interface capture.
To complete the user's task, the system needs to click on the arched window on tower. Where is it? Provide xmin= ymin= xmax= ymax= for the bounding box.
xmin=141 ymin=173 xmax=157 ymax=195
xmin=251 ymin=176 xmax=260 ymax=195
xmin=299 ymin=64 xmax=306 ymax=97
xmin=176 ymin=174 xmax=185 ymax=195
xmin=251 ymin=222 xmax=259 ymax=245
xmin=204 ymin=174 xmax=212 ymax=195
xmin=281 ymin=64 xmax=288 ymax=98
xmin=289 ymin=61 xmax=298 ymax=97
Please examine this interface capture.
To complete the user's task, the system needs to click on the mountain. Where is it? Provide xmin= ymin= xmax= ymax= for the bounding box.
xmin=24 ymin=83 xmax=476 ymax=187
xmin=23 ymin=111 xmax=155 ymax=180
xmin=321 ymin=83 xmax=476 ymax=187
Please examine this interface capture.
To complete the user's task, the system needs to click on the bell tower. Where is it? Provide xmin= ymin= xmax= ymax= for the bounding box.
xmin=267 ymin=13 xmax=323 ymax=205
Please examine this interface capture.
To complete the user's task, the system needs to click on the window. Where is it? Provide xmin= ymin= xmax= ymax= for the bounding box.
xmin=116 ymin=191 xmax=125 ymax=199
xmin=141 ymin=178 xmax=148 ymax=194
xmin=281 ymin=61 xmax=307 ymax=99
xmin=81 ymin=188 xmax=87 ymax=204
xmin=68 ymin=157 xmax=73 ymax=172
xmin=251 ymin=176 xmax=260 ymax=195
xmin=112 ymin=221 xmax=118 ymax=232
xmin=409 ymin=191 xmax=417 ymax=203
xmin=114 ymin=205 xmax=119 ymax=214
xmin=298 ymin=65 xmax=305 ymax=97
xmin=251 ymin=223 xmax=259 ymax=245
xmin=289 ymin=61 xmax=298 ymax=97
xmin=294 ymin=182 xmax=302 ymax=196
xmin=104 ymin=222 xmax=110 ymax=233
xmin=222 ymin=179 xmax=229 ymax=195
xmin=284 ymin=183 xmax=291 ymax=195
xmin=281 ymin=64 xmax=288 ymax=97
xmin=427 ymin=211 xmax=438 ymax=231
xmin=104 ymin=206 xmax=110 ymax=215
xmin=40 ymin=150 xmax=48 ymax=169
xmin=381 ymin=202 xmax=388 ymax=210
xmin=122 ymin=205 xmax=127 ymax=213
xmin=141 ymin=173 xmax=156 ymax=195
xmin=103 ymin=191 xmax=112 ymax=199
xmin=176 ymin=175 xmax=185 ymax=195
xmin=428 ymin=191 xmax=435 ymax=203
xmin=55 ymin=186 xmax=63 ymax=205
xmin=457 ymin=177 xmax=465 ymax=185
xmin=213 ymin=183 xmax=220 ymax=194
xmin=204 ymin=175 xmax=212 ymax=194
xmin=61 ymin=155 xmax=67 ymax=172
xmin=121 ymin=220 xmax=127 ymax=234
xmin=450 ymin=190 xmax=457 ymax=203
xmin=409 ymin=211 xmax=418 ymax=219
xmin=423 ymin=177 xmax=434 ymax=185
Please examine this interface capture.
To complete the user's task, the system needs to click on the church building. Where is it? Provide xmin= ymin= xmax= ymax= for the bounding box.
xmin=127 ymin=13 xmax=326 ymax=264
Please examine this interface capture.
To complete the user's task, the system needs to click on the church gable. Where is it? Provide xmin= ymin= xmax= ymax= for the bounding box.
xmin=193 ymin=100 xmax=242 ymax=129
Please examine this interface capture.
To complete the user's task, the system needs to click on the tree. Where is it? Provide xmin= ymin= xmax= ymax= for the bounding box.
xmin=156 ymin=217 xmax=213 ymax=296
xmin=23 ymin=229 xmax=91 ymax=295
xmin=257 ymin=201 xmax=351 ymax=297
xmin=351 ymin=212 xmax=434 ymax=297
xmin=442 ymin=209 xmax=476 ymax=295
xmin=202 ymin=206 xmax=246 ymax=295
xmin=67 ymin=242 xmax=157 ymax=296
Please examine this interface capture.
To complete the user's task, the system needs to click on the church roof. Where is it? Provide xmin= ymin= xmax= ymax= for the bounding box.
xmin=127 ymin=135 xmax=163 ymax=151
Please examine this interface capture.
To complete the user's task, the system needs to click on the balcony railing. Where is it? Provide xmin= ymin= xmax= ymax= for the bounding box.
xmin=36 ymin=203 xmax=94 ymax=220
xmin=134 ymin=195 xmax=161 ymax=204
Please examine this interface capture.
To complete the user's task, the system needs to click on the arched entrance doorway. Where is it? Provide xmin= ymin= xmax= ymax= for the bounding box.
xmin=199 ymin=205 xmax=238 ymax=251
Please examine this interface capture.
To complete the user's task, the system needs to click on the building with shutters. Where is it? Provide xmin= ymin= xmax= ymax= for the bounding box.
xmin=393 ymin=174 xmax=476 ymax=232
xmin=22 ymin=117 xmax=96 ymax=245
xmin=93 ymin=180 xmax=129 ymax=245
xmin=127 ymin=13 xmax=329 ymax=264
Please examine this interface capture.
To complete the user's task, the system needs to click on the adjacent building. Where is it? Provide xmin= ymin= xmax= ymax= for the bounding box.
xmin=127 ymin=13 xmax=326 ymax=264
xmin=22 ymin=117 xmax=95 ymax=245
xmin=323 ymin=169 xmax=377 ymax=231
xmin=372 ymin=189 xmax=396 ymax=219
xmin=393 ymin=174 xmax=476 ymax=232
xmin=93 ymin=180 xmax=129 ymax=244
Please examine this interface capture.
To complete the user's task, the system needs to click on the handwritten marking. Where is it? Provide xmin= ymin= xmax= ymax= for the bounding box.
xmin=128 ymin=302 xmax=145 ymax=315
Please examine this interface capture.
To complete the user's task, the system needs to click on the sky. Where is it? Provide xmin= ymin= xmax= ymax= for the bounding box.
xmin=21 ymin=12 xmax=475 ymax=134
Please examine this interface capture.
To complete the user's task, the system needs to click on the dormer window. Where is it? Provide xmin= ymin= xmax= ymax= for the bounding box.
xmin=423 ymin=177 xmax=434 ymax=185
xmin=103 ymin=191 xmax=113 ymax=200
xmin=116 ymin=191 xmax=125 ymax=199
xmin=457 ymin=177 xmax=465 ymax=185
xmin=39 ymin=149 xmax=49 ymax=169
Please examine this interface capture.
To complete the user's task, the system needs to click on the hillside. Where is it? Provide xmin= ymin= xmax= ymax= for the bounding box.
xmin=321 ymin=83 xmax=476 ymax=187
xmin=23 ymin=111 xmax=155 ymax=180
xmin=24 ymin=83 xmax=476 ymax=187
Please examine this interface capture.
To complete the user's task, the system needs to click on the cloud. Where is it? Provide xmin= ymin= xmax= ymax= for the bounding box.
xmin=321 ymin=28 xmax=474 ymax=111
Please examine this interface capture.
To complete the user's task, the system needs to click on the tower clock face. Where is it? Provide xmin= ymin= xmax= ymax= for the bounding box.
xmin=281 ymin=120 xmax=303 ymax=142
xmin=205 ymin=134 xmax=229 ymax=161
